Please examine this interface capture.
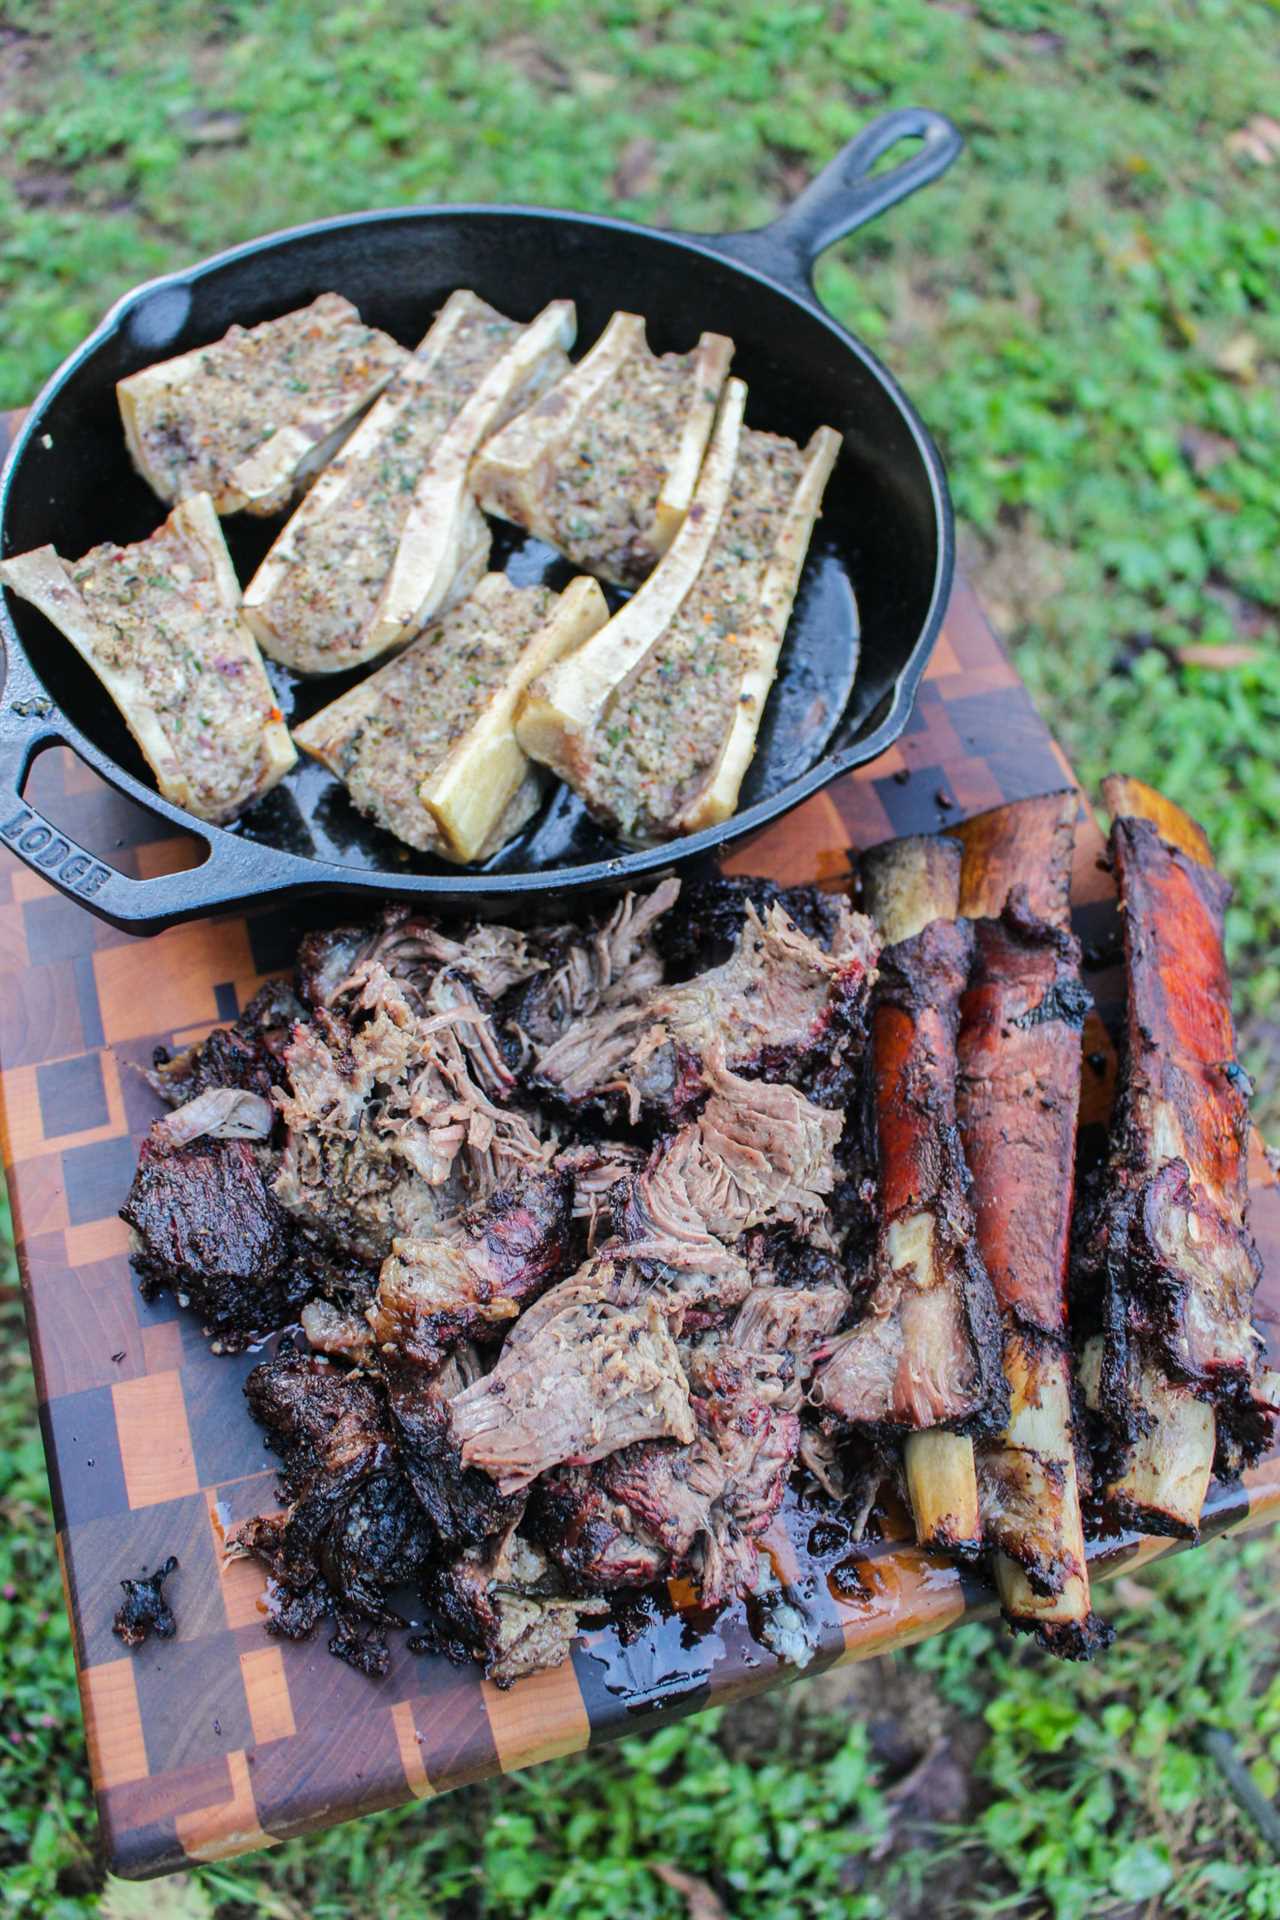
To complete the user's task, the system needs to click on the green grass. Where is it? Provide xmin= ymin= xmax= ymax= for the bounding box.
xmin=2 ymin=3 xmax=1279 ymax=1913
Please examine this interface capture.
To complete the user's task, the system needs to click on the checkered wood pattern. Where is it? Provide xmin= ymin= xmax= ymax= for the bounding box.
xmin=2 ymin=570 xmax=1277 ymax=1880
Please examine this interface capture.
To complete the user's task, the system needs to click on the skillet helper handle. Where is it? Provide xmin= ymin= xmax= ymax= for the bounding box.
xmin=706 ymin=107 xmax=963 ymax=296
xmin=0 ymin=647 xmax=235 ymax=931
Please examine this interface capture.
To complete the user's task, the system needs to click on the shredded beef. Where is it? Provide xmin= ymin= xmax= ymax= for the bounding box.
xmin=530 ymin=898 xmax=877 ymax=1123
xmin=273 ymin=962 xmax=550 ymax=1262
xmin=654 ymin=876 xmax=848 ymax=976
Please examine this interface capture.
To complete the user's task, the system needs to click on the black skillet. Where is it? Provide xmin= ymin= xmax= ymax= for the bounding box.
xmin=0 ymin=107 xmax=961 ymax=933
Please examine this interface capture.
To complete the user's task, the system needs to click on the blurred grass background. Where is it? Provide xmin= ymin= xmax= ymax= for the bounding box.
xmin=2 ymin=2 xmax=1279 ymax=1914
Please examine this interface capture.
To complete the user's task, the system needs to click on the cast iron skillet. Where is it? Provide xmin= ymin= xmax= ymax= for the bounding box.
xmin=0 ymin=107 xmax=961 ymax=933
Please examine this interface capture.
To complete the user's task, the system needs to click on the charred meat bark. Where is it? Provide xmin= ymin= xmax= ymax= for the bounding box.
xmin=231 ymin=1351 xmax=433 ymax=1675
xmin=1075 ymin=776 xmax=1277 ymax=1534
xmin=121 ymin=1133 xmax=312 ymax=1346
xmin=952 ymin=791 xmax=1105 ymax=1656
xmin=416 ymin=1518 xmax=609 ymax=1686
xmin=381 ymin=1342 xmax=519 ymax=1555
xmin=113 ymin=1556 xmax=179 ymax=1648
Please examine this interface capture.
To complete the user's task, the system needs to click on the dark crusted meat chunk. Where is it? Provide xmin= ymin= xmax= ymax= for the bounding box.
xmin=448 ymin=1258 xmax=695 ymax=1494
xmin=232 ymin=1352 xmax=433 ymax=1676
xmin=416 ymin=1518 xmax=609 ymax=1686
xmin=368 ymin=1170 xmax=573 ymax=1370
xmin=147 ymin=979 xmax=305 ymax=1107
xmin=121 ymin=1133 xmax=307 ymax=1345
xmin=113 ymin=1556 xmax=179 ymax=1648
xmin=383 ymin=1343 xmax=518 ymax=1554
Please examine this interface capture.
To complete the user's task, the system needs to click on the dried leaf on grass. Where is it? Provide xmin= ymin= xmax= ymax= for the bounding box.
xmin=1175 ymin=644 xmax=1261 ymax=670
xmin=101 ymin=1875 xmax=214 ymax=1920
xmin=1225 ymin=115 xmax=1280 ymax=165
xmin=652 ymin=1861 xmax=729 ymax=1920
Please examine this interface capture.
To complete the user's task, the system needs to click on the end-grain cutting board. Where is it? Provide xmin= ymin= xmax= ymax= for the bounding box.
xmin=2 ymin=574 xmax=1277 ymax=1879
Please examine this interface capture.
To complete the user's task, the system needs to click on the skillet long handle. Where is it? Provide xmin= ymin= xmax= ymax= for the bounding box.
xmin=703 ymin=107 xmax=963 ymax=298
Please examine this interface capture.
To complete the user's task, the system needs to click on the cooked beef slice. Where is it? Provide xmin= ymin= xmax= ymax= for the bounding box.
xmin=121 ymin=1133 xmax=309 ymax=1344
xmin=448 ymin=1258 xmax=695 ymax=1494
xmin=416 ymin=1519 xmax=609 ymax=1685
xmin=147 ymin=978 xmax=306 ymax=1108
xmin=655 ymin=876 xmax=848 ymax=976
xmin=273 ymin=961 xmax=550 ymax=1261
xmin=369 ymin=1170 xmax=574 ymax=1369
xmin=299 ymin=906 xmax=551 ymax=1012
xmin=113 ymin=1555 xmax=179 ymax=1648
xmin=232 ymin=1352 xmax=433 ymax=1675
xmin=381 ymin=1342 xmax=520 ymax=1553
xmin=504 ymin=878 xmax=679 ymax=1049
xmin=531 ymin=898 xmax=876 ymax=1122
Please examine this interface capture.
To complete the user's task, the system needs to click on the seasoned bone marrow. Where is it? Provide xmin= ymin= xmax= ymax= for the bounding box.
xmin=0 ymin=495 xmax=295 ymax=823
xmin=242 ymin=292 xmax=575 ymax=674
xmin=117 ymin=293 xmax=407 ymax=516
xmin=472 ymin=311 xmax=734 ymax=587
xmin=294 ymin=573 xmax=608 ymax=861
xmin=516 ymin=377 xmax=841 ymax=844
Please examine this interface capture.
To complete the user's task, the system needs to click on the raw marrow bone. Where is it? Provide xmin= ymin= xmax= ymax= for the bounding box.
xmin=293 ymin=573 xmax=606 ymax=864
xmin=0 ymin=495 xmax=295 ymax=824
xmin=516 ymin=378 xmax=840 ymax=845
xmin=117 ymin=293 xmax=407 ymax=517
xmin=472 ymin=310 xmax=734 ymax=586
xmin=242 ymin=293 xmax=576 ymax=675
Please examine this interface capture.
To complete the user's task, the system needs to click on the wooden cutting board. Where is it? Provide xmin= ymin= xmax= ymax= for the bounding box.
xmin=2 ymin=571 xmax=1277 ymax=1880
